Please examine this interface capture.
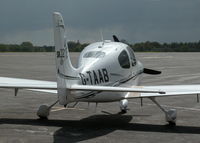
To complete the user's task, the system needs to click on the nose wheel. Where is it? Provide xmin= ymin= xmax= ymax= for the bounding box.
xmin=37 ymin=100 xmax=59 ymax=119
xmin=119 ymin=99 xmax=128 ymax=114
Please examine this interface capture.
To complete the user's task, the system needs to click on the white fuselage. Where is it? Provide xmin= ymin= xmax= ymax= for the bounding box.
xmin=70 ymin=41 xmax=144 ymax=102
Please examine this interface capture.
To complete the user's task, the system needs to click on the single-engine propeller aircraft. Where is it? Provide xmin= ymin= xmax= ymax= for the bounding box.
xmin=0 ymin=12 xmax=200 ymax=125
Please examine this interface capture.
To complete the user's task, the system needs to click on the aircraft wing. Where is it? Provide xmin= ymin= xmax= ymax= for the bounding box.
xmin=0 ymin=77 xmax=57 ymax=90
xmin=29 ymin=85 xmax=200 ymax=98
xmin=0 ymin=76 xmax=166 ymax=94
xmin=126 ymin=85 xmax=200 ymax=99
xmin=1 ymin=77 xmax=200 ymax=99
xmin=71 ymin=85 xmax=200 ymax=99
xmin=70 ymin=85 xmax=165 ymax=94
xmin=0 ymin=77 xmax=165 ymax=95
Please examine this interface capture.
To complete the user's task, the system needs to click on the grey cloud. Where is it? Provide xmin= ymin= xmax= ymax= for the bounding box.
xmin=0 ymin=0 xmax=200 ymax=45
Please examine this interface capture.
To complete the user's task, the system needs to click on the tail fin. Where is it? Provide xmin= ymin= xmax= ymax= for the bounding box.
xmin=53 ymin=12 xmax=78 ymax=105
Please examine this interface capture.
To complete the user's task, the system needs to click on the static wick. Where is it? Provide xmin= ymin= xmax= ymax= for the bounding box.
xmin=141 ymin=98 xmax=143 ymax=106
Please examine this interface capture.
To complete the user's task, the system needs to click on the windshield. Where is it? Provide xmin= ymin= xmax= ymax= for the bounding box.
xmin=127 ymin=47 xmax=136 ymax=66
xmin=83 ymin=51 xmax=105 ymax=58
xmin=118 ymin=50 xmax=130 ymax=69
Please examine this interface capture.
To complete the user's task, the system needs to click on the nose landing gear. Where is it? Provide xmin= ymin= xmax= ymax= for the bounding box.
xmin=119 ymin=99 xmax=128 ymax=114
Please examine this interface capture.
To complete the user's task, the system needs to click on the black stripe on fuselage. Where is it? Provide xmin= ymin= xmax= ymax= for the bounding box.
xmin=75 ymin=72 xmax=142 ymax=99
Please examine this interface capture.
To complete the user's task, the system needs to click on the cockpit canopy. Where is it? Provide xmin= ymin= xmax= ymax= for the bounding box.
xmin=83 ymin=51 xmax=105 ymax=58
xmin=118 ymin=50 xmax=130 ymax=69
xmin=127 ymin=46 xmax=136 ymax=66
xmin=118 ymin=47 xmax=137 ymax=69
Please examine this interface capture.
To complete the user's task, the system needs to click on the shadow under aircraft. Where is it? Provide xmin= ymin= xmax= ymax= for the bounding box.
xmin=0 ymin=114 xmax=200 ymax=143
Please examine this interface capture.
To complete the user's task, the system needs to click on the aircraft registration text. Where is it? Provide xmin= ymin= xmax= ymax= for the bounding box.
xmin=79 ymin=68 xmax=109 ymax=85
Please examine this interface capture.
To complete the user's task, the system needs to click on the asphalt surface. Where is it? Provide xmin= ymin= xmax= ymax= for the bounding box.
xmin=0 ymin=52 xmax=200 ymax=143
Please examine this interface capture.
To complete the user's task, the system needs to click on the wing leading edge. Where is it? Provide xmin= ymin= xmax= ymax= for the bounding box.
xmin=126 ymin=85 xmax=200 ymax=99
xmin=70 ymin=84 xmax=165 ymax=94
xmin=0 ymin=77 xmax=165 ymax=94
xmin=0 ymin=77 xmax=56 ymax=89
xmin=1 ymin=77 xmax=200 ymax=99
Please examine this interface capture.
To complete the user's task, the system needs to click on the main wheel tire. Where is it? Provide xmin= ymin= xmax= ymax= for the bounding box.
xmin=37 ymin=105 xmax=50 ymax=119
xmin=168 ymin=121 xmax=176 ymax=126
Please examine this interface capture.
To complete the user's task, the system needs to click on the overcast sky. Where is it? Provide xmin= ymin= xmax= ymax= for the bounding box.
xmin=0 ymin=0 xmax=200 ymax=46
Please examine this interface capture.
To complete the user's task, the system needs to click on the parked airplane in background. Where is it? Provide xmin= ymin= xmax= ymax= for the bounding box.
xmin=0 ymin=12 xmax=200 ymax=125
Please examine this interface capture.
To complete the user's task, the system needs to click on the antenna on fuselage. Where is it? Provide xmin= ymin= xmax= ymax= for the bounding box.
xmin=100 ymin=30 xmax=104 ymax=46
xmin=100 ymin=30 xmax=104 ymax=41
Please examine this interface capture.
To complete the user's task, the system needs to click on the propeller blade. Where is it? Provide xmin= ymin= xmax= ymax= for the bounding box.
xmin=143 ymin=68 xmax=161 ymax=75
xmin=113 ymin=35 xmax=120 ymax=42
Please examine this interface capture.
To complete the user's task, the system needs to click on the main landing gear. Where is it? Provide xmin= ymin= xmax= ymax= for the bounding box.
xmin=149 ymin=97 xmax=177 ymax=125
xmin=37 ymin=100 xmax=59 ymax=119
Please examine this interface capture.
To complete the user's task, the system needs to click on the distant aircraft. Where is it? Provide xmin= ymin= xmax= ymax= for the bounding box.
xmin=0 ymin=12 xmax=200 ymax=125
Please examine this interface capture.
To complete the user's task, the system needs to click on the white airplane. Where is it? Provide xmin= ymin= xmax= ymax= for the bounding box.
xmin=0 ymin=12 xmax=200 ymax=125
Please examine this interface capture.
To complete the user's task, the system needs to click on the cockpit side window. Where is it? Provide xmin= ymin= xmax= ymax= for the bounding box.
xmin=118 ymin=50 xmax=130 ymax=69
xmin=127 ymin=47 xmax=136 ymax=66
xmin=83 ymin=51 xmax=105 ymax=58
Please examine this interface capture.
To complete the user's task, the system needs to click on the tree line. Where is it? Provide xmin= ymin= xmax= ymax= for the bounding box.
xmin=1 ymin=41 xmax=200 ymax=52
